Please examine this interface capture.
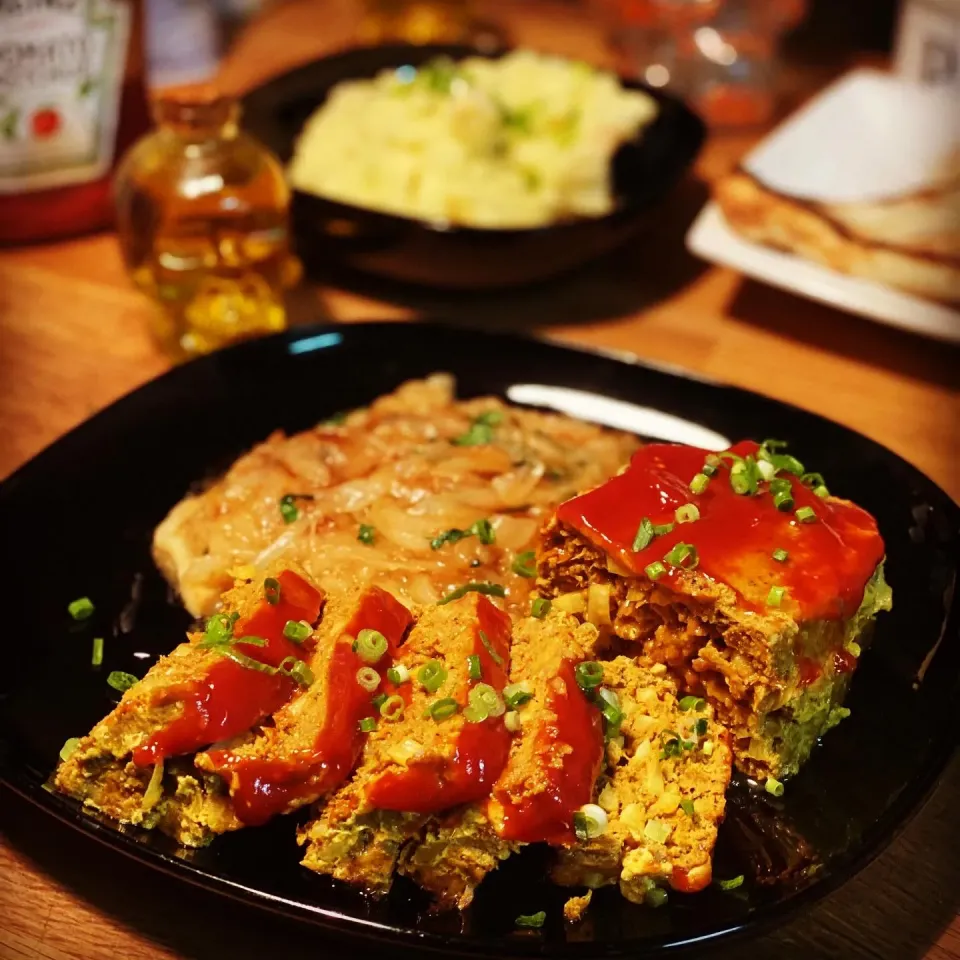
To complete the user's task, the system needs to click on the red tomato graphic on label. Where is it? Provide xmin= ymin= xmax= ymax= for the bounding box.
xmin=31 ymin=108 xmax=62 ymax=139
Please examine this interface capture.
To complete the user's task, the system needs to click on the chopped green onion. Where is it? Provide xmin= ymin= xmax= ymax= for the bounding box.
xmin=573 ymin=803 xmax=608 ymax=840
xmin=380 ymin=695 xmax=405 ymax=721
xmin=106 ymin=670 xmax=138 ymax=693
xmin=467 ymin=654 xmax=482 ymax=681
xmin=675 ymin=504 xmax=700 ymax=524
xmin=220 ymin=646 xmax=277 ymax=674
xmin=59 ymin=737 xmax=82 ymax=762
xmin=512 ymin=551 xmax=536 ymax=578
xmin=279 ymin=496 xmax=299 ymax=524
xmin=729 ymin=456 xmax=760 ymax=495
xmin=646 ymin=886 xmax=669 ymax=908
xmin=596 ymin=687 xmax=622 ymax=737
xmin=802 ymin=471 xmax=830 ymax=498
xmin=503 ymin=681 xmax=533 ymax=709
xmin=680 ymin=798 xmax=695 ymax=817
xmin=796 ymin=506 xmax=817 ymax=523
xmin=765 ymin=777 xmax=785 ymax=797
xmin=505 ymin=710 xmax=521 ymax=732
xmin=770 ymin=477 xmax=795 ymax=512
xmin=474 ymin=410 xmax=504 ymax=427
xmin=427 ymin=697 xmax=459 ymax=721
xmin=68 ymin=597 xmax=95 ymax=621
xmin=659 ymin=730 xmax=682 ymax=759
xmin=645 ymin=561 xmax=666 ymax=581
xmin=356 ymin=666 xmax=381 ymax=692
xmin=417 ymin=659 xmax=448 ymax=694
xmin=664 ymin=542 xmax=699 ymax=570
xmin=453 ymin=420 xmax=495 ymax=446
xmin=235 ymin=635 xmax=267 ymax=648
xmin=263 ymin=577 xmax=281 ymax=605
xmin=530 ymin=596 xmax=551 ymax=619
xmin=653 ymin=522 xmax=675 ymax=536
xmin=471 ymin=518 xmax=496 ymax=545
xmin=371 ymin=693 xmax=388 ymax=710
xmin=718 ymin=875 xmax=745 ymax=891
xmin=438 ymin=582 xmax=506 ymax=605
xmin=632 ymin=517 xmax=655 ymax=551
xmin=762 ymin=438 xmax=789 ymax=451
xmin=772 ymin=548 xmax=789 ymax=563
xmin=278 ymin=656 xmax=314 ymax=687
xmin=359 ymin=716 xmax=377 ymax=733
xmin=387 ymin=663 xmax=410 ymax=685
xmin=91 ymin=636 xmax=104 ymax=667
xmin=678 ymin=696 xmax=706 ymax=711
xmin=689 ymin=472 xmax=711 ymax=494
xmin=357 ymin=524 xmax=376 ymax=545
xmin=353 ymin=628 xmax=389 ymax=665
xmin=479 ymin=629 xmax=504 ymax=666
xmin=515 ymin=912 xmax=546 ymax=929
xmin=198 ymin=611 xmax=238 ymax=648
xmin=465 ymin=683 xmax=505 ymax=723
xmin=693 ymin=717 xmax=708 ymax=737
xmin=430 ymin=527 xmax=468 ymax=550
xmin=767 ymin=585 xmax=786 ymax=607
xmin=574 ymin=661 xmax=604 ymax=692
xmin=283 ymin=619 xmax=312 ymax=643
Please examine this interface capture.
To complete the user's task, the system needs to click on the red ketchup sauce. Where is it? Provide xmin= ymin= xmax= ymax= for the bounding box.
xmin=365 ymin=597 xmax=513 ymax=814
xmin=132 ymin=571 xmax=324 ymax=766
xmin=206 ymin=586 xmax=412 ymax=825
xmin=491 ymin=659 xmax=604 ymax=845
xmin=556 ymin=441 xmax=885 ymax=622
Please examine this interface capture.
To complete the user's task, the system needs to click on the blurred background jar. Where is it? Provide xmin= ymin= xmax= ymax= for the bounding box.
xmin=0 ymin=0 xmax=151 ymax=244
xmin=114 ymin=89 xmax=298 ymax=359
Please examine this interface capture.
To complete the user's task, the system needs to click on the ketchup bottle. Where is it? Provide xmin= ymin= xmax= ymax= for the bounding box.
xmin=0 ymin=0 xmax=151 ymax=245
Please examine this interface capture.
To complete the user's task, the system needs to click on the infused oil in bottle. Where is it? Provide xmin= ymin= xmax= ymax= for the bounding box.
xmin=114 ymin=90 xmax=297 ymax=359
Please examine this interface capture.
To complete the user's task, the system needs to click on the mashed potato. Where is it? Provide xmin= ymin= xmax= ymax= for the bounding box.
xmin=288 ymin=50 xmax=658 ymax=229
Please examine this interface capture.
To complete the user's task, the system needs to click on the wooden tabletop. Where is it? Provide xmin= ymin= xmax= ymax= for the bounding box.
xmin=1 ymin=2 xmax=957 ymax=959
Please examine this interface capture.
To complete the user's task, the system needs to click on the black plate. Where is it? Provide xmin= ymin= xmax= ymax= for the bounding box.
xmin=1 ymin=323 xmax=957 ymax=958
xmin=242 ymin=45 xmax=705 ymax=290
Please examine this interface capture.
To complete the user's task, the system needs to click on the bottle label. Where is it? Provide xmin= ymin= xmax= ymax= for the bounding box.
xmin=0 ymin=0 xmax=131 ymax=194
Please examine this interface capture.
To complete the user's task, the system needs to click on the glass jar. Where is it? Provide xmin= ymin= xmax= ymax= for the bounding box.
xmin=114 ymin=90 xmax=296 ymax=359
xmin=0 ymin=0 xmax=151 ymax=245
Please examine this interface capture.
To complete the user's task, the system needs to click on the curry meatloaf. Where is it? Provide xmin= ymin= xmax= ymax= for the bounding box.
xmin=537 ymin=440 xmax=892 ymax=780
xmin=53 ymin=566 xmax=325 ymax=846
xmin=152 ymin=374 xmax=637 ymax=620
xmin=400 ymin=609 xmax=608 ymax=908
xmin=552 ymin=655 xmax=733 ymax=901
xmin=299 ymin=592 xmax=513 ymax=896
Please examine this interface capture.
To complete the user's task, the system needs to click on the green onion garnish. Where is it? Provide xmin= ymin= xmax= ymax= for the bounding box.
xmin=574 ymin=661 xmax=603 ymax=692
xmin=680 ymin=798 xmax=695 ymax=817
xmin=467 ymin=654 xmax=482 ymax=681
xmin=283 ymin=619 xmax=312 ymax=643
xmin=796 ymin=506 xmax=817 ymax=523
xmin=278 ymin=656 xmax=314 ymax=687
xmin=664 ymin=542 xmax=699 ymax=570
xmin=431 ymin=527 xmax=469 ymax=550
xmin=452 ymin=413 xmax=499 ymax=446
xmin=515 ymin=912 xmax=546 ymax=929
xmin=765 ymin=777 xmax=785 ymax=797
xmin=770 ymin=477 xmax=795 ymax=512
xmin=59 ymin=737 xmax=82 ymax=762
xmin=68 ymin=597 xmax=95 ymax=621
xmin=659 ymin=730 xmax=683 ymax=759
xmin=263 ymin=577 xmax=281 ymax=605
xmin=689 ymin=472 xmax=711 ymax=494
xmin=279 ymin=496 xmax=299 ymax=524
xmin=694 ymin=717 xmax=708 ymax=736
xmin=106 ymin=670 xmax=138 ymax=693
xmin=387 ymin=664 xmax=409 ymax=685
xmin=475 ymin=410 xmax=503 ymax=426
xmin=512 ymin=551 xmax=536 ymax=578
xmin=772 ymin=548 xmax=789 ymax=563
xmin=427 ymin=697 xmax=459 ymax=721
xmin=530 ymin=596 xmax=551 ymax=619
xmin=596 ymin=687 xmax=623 ymax=737
xmin=357 ymin=524 xmax=376 ymax=545
xmin=503 ymin=682 xmax=533 ymax=709
xmin=678 ymin=696 xmax=706 ymax=711
xmin=91 ymin=636 xmax=104 ymax=666
xmin=646 ymin=886 xmax=669 ymax=908
xmin=464 ymin=682 xmax=505 ymax=723
xmin=438 ymin=582 xmax=506 ymax=605
xmin=479 ymin=629 xmax=504 ymax=667
xmin=198 ymin=611 xmax=239 ymax=648
xmin=729 ymin=456 xmax=760 ymax=495
xmin=471 ymin=518 xmax=496 ymax=545
xmin=675 ymin=504 xmax=700 ymax=524
xmin=380 ymin=694 xmax=404 ymax=721
xmin=356 ymin=666 xmax=381 ymax=692
xmin=572 ymin=810 xmax=599 ymax=841
xmin=718 ymin=875 xmax=744 ymax=891
xmin=632 ymin=517 xmax=655 ymax=551
xmin=418 ymin=659 xmax=448 ymax=694
xmin=371 ymin=692 xmax=388 ymax=709
xmin=801 ymin=472 xmax=830 ymax=498
xmin=645 ymin=561 xmax=666 ymax=580
xmin=767 ymin=585 xmax=786 ymax=607
xmin=353 ymin=628 xmax=389 ymax=665
xmin=359 ymin=716 xmax=377 ymax=733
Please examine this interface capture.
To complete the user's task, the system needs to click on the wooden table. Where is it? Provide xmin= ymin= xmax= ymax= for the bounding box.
xmin=1 ymin=3 xmax=957 ymax=959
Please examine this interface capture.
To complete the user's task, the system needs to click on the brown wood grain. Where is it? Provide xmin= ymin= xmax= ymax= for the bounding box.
xmin=1 ymin=2 xmax=958 ymax=959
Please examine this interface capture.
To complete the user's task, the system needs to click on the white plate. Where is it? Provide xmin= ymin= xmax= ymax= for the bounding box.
xmin=686 ymin=69 xmax=960 ymax=344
